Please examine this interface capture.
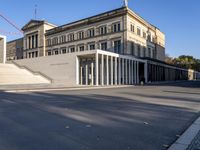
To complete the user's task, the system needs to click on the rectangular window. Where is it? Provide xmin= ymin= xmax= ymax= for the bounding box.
xmin=52 ymin=37 xmax=58 ymax=45
xmin=47 ymin=51 xmax=51 ymax=56
xmin=70 ymin=47 xmax=75 ymax=53
xmin=114 ymin=40 xmax=121 ymax=54
xmin=130 ymin=24 xmax=134 ymax=32
xmin=113 ymin=22 xmax=121 ymax=32
xmin=147 ymin=34 xmax=151 ymax=42
xmin=101 ymin=42 xmax=107 ymax=50
xmin=78 ymin=31 xmax=84 ymax=40
xmin=88 ymin=29 xmax=95 ymax=37
xmin=79 ymin=45 xmax=84 ymax=51
xmin=137 ymin=28 xmax=141 ymax=36
xmin=68 ymin=33 xmax=74 ymax=41
xmin=61 ymin=48 xmax=67 ymax=54
xmin=54 ymin=49 xmax=59 ymax=55
xmin=47 ymin=39 xmax=51 ymax=46
xmin=143 ymin=32 xmax=146 ymax=39
xmin=89 ymin=44 xmax=95 ymax=50
xmin=100 ymin=26 xmax=107 ymax=35
xmin=60 ymin=35 xmax=66 ymax=43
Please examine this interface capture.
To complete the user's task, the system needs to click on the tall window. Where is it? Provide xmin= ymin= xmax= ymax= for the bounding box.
xmin=88 ymin=29 xmax=95 ymax=37
xmin=46 ymin=39 xmax=51 ymax=46
xmin=52 ymin=37 xmax=58 ymax=45
xmin=114 ymin=40 xmax=121 ymax=54
xmin=100 ymin=26 xmax=107 ymax=35
xmin=130 ymin=24 xmax=134 ymax=32
xmin=78 ymin=31 xmax=84 ymax=40
xmin=101 ymin=42 xmax=107 ymax=50
xmin=112 ymin=22 xmax=121 ymax=32
xmin=68 ymin=33 xmax=75 ymax=41
xmin=143 ymin=32 xmax=146 ymax=39
xmin=137 ymin=28 xmax=141 ymax=36
xmin=60 ymin=35 xmax=66 ymax=43
xmin=147 ymin=33 xmax=151 ymax=42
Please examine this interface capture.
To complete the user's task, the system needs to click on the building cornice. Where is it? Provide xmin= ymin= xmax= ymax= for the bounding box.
xmin=46 ymin=7 xmax=128 ymax=36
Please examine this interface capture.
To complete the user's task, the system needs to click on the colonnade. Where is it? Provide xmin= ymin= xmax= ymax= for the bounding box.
xmin=79 ymin=53 xmax=147 ymax=86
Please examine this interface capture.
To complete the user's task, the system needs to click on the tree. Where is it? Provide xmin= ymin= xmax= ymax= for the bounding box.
xmin=165 ymin=55 xmax=200 ymax=72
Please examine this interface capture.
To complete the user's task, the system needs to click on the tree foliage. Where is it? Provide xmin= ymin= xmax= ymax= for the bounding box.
xmin=165 ymin=55 xmax=200 ymax=72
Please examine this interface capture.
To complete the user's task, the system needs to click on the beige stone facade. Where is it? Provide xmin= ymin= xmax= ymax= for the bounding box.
xmin=7 ymin=6 xmax=165 ymax=61
xmin=22 ymin=20 xmax=56 ymax=58
xmin=45 ymin=7 xmax=165 ymax=61
xmin=6 ymin=38 xmax=23 ymax=60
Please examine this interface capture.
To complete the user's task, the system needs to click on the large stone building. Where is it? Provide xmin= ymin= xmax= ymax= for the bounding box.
xmin=5 ymin=6 xmax=199 ymax=86
xmin=7 ymin=7 xmax=165 ymax=61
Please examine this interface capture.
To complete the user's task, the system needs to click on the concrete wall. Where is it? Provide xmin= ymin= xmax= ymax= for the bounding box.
xmin=14 ymin=52 xmax=78 ymax=86
xmin=0 ymin=35 xmax=6 ymax=63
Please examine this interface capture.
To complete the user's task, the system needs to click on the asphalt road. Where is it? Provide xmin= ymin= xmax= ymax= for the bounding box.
xmin=0 ymin=81 xmax=200 ymax=150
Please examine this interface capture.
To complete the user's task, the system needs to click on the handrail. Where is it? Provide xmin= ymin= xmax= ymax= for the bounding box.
xmin=11 ymin=61 xmax=53 ymax=83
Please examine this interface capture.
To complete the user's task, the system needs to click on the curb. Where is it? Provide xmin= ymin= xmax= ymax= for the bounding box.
xmin=168 ymin=116 xmax=200 ymax=150
xmin=5 ymin=85 xmax=135 ymax=93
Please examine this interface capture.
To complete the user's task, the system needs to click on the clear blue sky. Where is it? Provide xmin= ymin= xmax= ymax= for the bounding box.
xmin=0 ymin=0 xmax=199 ymax=58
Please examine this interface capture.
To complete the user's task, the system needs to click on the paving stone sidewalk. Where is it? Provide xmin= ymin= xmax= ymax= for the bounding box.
xmin=187 ymin=130 xmax=200 ymax=150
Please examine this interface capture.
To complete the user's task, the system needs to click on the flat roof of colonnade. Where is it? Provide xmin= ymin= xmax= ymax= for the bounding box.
xmin=77 ymin=49 xmax=147 ymax=63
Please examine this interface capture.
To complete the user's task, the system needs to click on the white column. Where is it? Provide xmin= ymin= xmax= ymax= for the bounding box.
xmin=101 ymin=54 xmax=104 ymax=86
xmin=137 ymin=61 xmax=139 ymax=84
xmin=131 ymin=60 xmax=134 ymax=84
xmin=86 ymin=64 xmax=88 ymax=85
xmin=30 ymin=36 xmax=32 ymax=49
xmin=125 ymin=59 xmax=128 ymax=84
xmin=115 ymin=57 xmax=118 ymax=85
xmin=77 ymin=57 xmax=81 ymax=85
xmin=110 ymin=56 xmax=113 ymax=85
xmin=91 ymin=62 xmax=94 ymax=85
xmin=106 ymin=55 xmax=109 ymax=85
xmin=122 ymin=58 xmax=125 ymax=85
xmin=144 ymin=62 xmax=148 ymax=83
xmin=118 ymin=58 xmax=121 ymax=85
xmin=96 ymin=53 xmax=99 ymax=86
xmin=134 ymin=61 xmax=137 ymax=84
xmin=80 ymin=66 xmax=83 ymax=85
xmin=129 ymin=59 xmax=131 ymax=85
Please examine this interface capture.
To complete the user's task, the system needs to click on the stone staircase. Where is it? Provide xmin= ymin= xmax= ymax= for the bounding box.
xmin=0 ymin=63 xmax=51 ymax=85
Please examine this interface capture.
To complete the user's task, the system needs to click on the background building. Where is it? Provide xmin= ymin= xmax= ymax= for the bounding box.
xmin=6 ymin=38 xmax=23 ymax=60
